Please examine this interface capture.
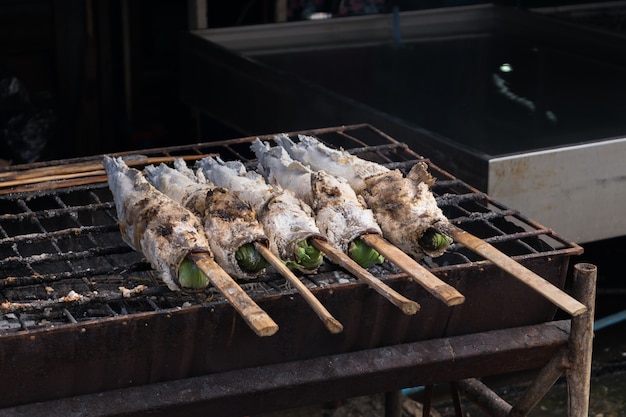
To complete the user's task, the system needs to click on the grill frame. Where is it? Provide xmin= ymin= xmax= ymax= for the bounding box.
xmin=0 ymin=124 xmax=582 ymax=408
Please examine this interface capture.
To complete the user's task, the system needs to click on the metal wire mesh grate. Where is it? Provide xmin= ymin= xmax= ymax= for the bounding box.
xmin=0 ymin=124 xmax=581 ymax=334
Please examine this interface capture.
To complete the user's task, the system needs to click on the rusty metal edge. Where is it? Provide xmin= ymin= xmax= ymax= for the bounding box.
xmin=0 ymin=320 xmax=571 ymax=417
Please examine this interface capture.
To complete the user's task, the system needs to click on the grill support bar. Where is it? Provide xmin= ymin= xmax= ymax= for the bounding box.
xmin=0 ymin=320 xmax=571 ymax=417
xmin=1 ymin=263 xmax=597 ymax=417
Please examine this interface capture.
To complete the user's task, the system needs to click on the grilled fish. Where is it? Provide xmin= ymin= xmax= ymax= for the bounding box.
xmin=274 ymin=134 xmax=452 ymax=259
xmin=102 ymin=156 xmax=211 ymax=291
xmin=197 ymin=157 xmax=325 ymax=273
xmin=144 ymin=160 xmax=269 ymax=279
xmin=252 ymin=138 xmax=383 ymax=265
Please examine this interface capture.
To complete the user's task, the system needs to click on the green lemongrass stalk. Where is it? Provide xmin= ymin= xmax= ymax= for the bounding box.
xmin=348 ymin=237 xmax=384 ymax=268
xmin=235 ymin=242 xmax=270 ymax=273
xmin=178 ymin=258 xmax=210 ymax=289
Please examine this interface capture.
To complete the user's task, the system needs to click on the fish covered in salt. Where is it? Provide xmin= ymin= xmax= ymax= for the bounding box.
xmin=252 ymin=138 xmax=384 ymax=268
xmin=197 ymin=157 xmax=325 ymax=273
xmin=274 ymin=134 xmax=452 ymax=259
xmin=144 ymin=160 xmax=269 ymax=279
xmin=103 ymin=156 xmax=211 ymax=291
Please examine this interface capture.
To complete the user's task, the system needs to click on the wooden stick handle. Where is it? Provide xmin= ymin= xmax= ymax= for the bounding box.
xmin=448 ymin=226 xmax=587 ymax=317
xmin=311 ymin=238 xmax=420 ymax=315
xmin=188 ymin=252 xmax=279 ymax=337
xmin=254 ymin=242 xmax=343 ymax=334
xmin=360 ymin=234 xmax=465 ymax=307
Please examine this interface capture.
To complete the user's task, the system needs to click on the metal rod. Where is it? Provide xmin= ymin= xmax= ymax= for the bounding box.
xmin=566 ymin=263 xmax=597 ymax=417
xmin=0 ymin=321 xmax=571 ymax=417
xmin=422 ymin=385 xmax=434 ymax=417
xmin=449 ymin=382 xmax=465 ymax=417
xmin=385 ymin=390 xmax=402 ymax=417
xmin=455 ymin=378 xmax=511 ymax=417
xmin=508 ymin=347 xmax=569 ymax=416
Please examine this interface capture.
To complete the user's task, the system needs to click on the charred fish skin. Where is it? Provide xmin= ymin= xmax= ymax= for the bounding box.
xmin=362 ymin=168 xmax=449 ymax=258
xmin=103 ymin=156 xmax=211 ymax=291
xmin=252 ymin=138 xmax=382 ymax=255
xmin=144 ymin=161 xmax=269 ymax=279
xmin=197 ymin=157 xmax=325 ymax=273
xmin=274 ymin=134 xmax=451 ymax=259
xmin=310 ymin=170 xmax=382 ymax=252
xmin=176 ymin=159 xmax=271 ymax=277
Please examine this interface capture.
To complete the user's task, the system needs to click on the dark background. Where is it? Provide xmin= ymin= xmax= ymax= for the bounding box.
xmin=0 ymin=0 xmax=605 ymax=163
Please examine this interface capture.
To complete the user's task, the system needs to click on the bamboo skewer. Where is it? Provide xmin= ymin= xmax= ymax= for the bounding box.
xmin=188 ymin=252 xmax=279 ymax=337
xmin=311 ymin=237 xmax=420 ymax=315
xmin=0 ymin=154 xmax=212 ymax=182
xmin=0 ymin=154 xmax=214 ymax=193
xmin=448 ymin=225 xmax=587 ymax=317
xmin=254 ymin=242 xmax=344 ymax=334
xmin=0 ymin=169 xmax=107 ymax=186
xmin=360 ymin=234 xmax=465 ymax=307
xmin=0 ymin=175 xmax=111 ymax=195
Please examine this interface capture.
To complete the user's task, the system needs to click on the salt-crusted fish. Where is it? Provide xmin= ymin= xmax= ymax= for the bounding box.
xmin=274 ymin=134 xmax=452 ymax=259
xmin=196 ymin=157 xmax=325 ymax=273
xmin=144 ymin=160 xmax=269 ymax=279
xmin=102 ymin=156 xmax=212 ymax=291
xmin=252 ymin=138 xmax=384 ymax=268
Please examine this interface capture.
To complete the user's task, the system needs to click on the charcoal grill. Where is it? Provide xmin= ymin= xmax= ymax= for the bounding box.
xmin=0 ymin=124 xmax=586 ymax=415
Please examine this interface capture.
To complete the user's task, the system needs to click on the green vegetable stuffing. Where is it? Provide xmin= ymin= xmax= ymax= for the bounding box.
xmin=178 ymin=258 xmax=210 ymax=289
xmin=235 ymin=243 xmax=270 ymax=273
xmin=418 ymin=229 xmax=453 ymax=253
xmin=287 ymin=238 xmax=323 ymax=270
xmin=348 ymin=237 xmax=384 ymax=268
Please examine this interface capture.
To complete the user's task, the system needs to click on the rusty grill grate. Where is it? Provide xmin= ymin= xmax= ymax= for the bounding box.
xmin=0 ymin=124 xmax=581 ymax=335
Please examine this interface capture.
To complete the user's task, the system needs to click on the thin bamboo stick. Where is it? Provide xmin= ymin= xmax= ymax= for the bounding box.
xmin=448 ymin=225 xmax=587 ymax=317
xmin=0 ymin=175 xmax=111 ymax=195
xmin=188 ymin=252 xmax=279 ymax=337
xmin=360 ymin=234 xmax=465 ymax=307
xmin=0 ymin=169 xmax=106 ymax=186
xmin=0 ymin=154 xmax=212 ymax=189
xmin=311 ymin=237 xmax=420 ymax=315
xmin=254 ymin=242 xmax=343 ymax=334
xmin=0 ymin=160 xmax=104 ymax=181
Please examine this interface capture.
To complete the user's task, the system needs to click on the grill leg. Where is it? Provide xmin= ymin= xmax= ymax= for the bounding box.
xmin=450 ymin=382 xmax=465 ymax=417
xmin=567 ymin=263 xmax=597 ymax=417
xmin=385 ymin=390 xmax=402 ymax=417
xmin=422 ymin=385 xmax=434 ymax=417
